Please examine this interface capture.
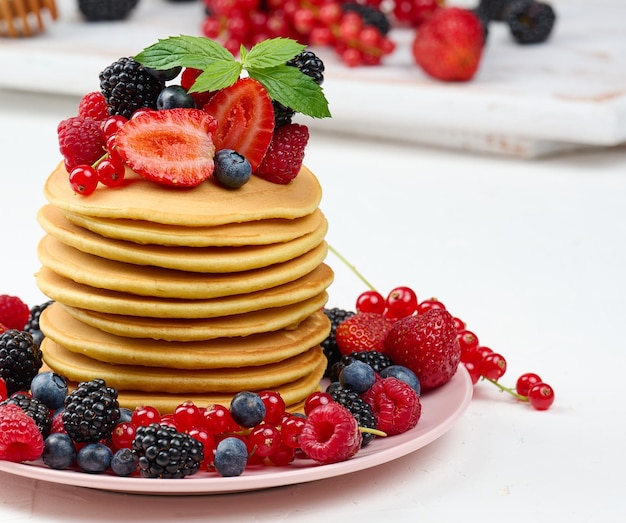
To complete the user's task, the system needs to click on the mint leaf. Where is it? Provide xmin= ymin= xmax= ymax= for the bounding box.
xmin=249 ymin=65 xmax=331 ymax=119
xmin=190 ymin=62 xmax=242 ymax=94
xmin=134 ymin=35 xmax=235 ymax=71
xmin=243 ymin=38 xmax=306 ymax=70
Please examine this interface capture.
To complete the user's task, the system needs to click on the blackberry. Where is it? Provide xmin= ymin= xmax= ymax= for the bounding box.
xmin=0 ymin=329 xmax=42 ymax=396
xmin=99 ymin=57 xmax=165 ymax=119
xmin=329 ymin=350 xmax=393 ymax=383
xmin=477 ymin=0 xmax=532 ymax=21
xmin=321 ymin=307 xmax=355 ymax=378
xmin=62 ymin=378 xmax=120 ymax=443
xmin=342 ymin=2 xmax=391 ymax=35
xmin=1 ymin=392 xmax=51 ymax=436
xmin=77 ymin=0 xmax=139 ymax=21
xmin=506 ymin=1 xmax=556 ymax=44
xmin=23 ymin=300 xmax=53 ymax=348
xmin=327 ymin=388 xmax=378 ymax=447
xmin=132 ymin=423 xmax=204 ymax=479
xmin=273 ymin=50 xmax=326 ymax=128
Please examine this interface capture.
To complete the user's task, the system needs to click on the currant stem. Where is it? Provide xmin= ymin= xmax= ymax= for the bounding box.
xmin=328 ymin=244 xmax=377 ymax=291
xmin=484 ymin=377 xmax=529 ymax=402
xmin=360 ymin=426 xmax=387 ymax=438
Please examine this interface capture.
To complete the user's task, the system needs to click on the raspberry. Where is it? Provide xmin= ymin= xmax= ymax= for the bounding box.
xmin=78 ymin=91 xmax=109 ymax=121
xmin=362 ymin=377 xmax=421 ymax=436
xmin=57 ymin=116 xmax=106 ymax=171
xmin=0 ymin=294 xmax=30 ymax=330
xmin=298 ymin=402 xmax=362 ymax=465
xmin=255 ymin=123 xmax=309 ymax=184
xmin=1 ymin=392 xmax=51 ymax=437
xmin=0 ymin=403 xmax=45 ymax=462
xmin=327 ymin=388 xmax=378 ymax=447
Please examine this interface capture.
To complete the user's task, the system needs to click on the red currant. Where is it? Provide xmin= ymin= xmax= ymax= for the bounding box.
xmin=259 ymin=390 xmax=286 ymax=425
xmin=280 ymin=414 xmax=306 ymax=448
xmin=463 ymin=361 xmax=481 ymax=385
xmin=248 ymin=424 xmax=281 ymax=458
xmin=266 ymin=443 xmax=296 ymax=466
xmin=101 ymin=115 xmax=127 ymax=139
xmin=384 ymin=286 xmax=418 ymax=319
xmin=131 ymin=405 xmax=161 ymax=427
xmin=416 ymin=298 xmax=446 ymax=314
xmin=111 ymin=421 xmax=136 ymax=450
xmin=356 ymin=290 xmax=385 ymax=314
xmin=457 ymin=329 xmax=479 ymax=363
xmin=304 ymin=391 xmax=333 ymax=415
xmin=69 ymin=165 xmax=98 ymax=196
xmin=174 ymin=401 xmax=202 ymax=432
xmin=202 ymin=404 xmax=239 ymax=434
xmin=96 ymin=157 xmax=126 ymax=187
xmin=480 ymin=352 xmax=507 ymax=380
xmin=452 ymin=316 xmax=466 ymax=331
xmin=516 ymin=372 xmax=543 ymax=397
xmin=527 ymin=383 xmax=555 ymax=410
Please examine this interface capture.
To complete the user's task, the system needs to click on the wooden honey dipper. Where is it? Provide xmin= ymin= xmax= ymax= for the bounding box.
xmin=0 ymin=0 xmax=57 ymax=37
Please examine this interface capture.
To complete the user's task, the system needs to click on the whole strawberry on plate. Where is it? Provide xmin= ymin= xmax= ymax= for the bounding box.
xmin=412 ymin=7 xmax=485 ymax=82
xmin=384 ymin=308 xmax=461 ymax=391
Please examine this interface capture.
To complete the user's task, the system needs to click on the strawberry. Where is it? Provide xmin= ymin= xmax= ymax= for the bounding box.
xmin=335 ymin=312 xmax=395 ymax=356
xmin=202 ymin=78 xmax=275 ymax=172
xmin=383 ymin=308 xmax=461 ymax=391
xmin=115 ymin=108 xmax=217 ymax=188
xmin=256 ymin=123 xmax=309 ymax=184
xmin=412 ymin=7 xmax=484 ymax=82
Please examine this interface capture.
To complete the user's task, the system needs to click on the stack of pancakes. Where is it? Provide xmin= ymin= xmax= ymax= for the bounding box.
xmin=35 ymin=162 xmax=333 ymax=412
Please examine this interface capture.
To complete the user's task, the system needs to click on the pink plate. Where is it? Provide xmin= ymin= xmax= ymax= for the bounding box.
xmin=0 ymin=367 xmax=472 ymax=495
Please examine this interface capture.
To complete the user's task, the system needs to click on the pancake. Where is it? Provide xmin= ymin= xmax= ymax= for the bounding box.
xmin=42 ymin=339 xmax=326 ymax=394
xmin=55 ymin=287 xmax=329 ymax=340
xmin=42 ymin=363 xmax=324 ymax=412
xmin=38 ymin=237 xmax=328 ymax=300
xmin=36 ymin=266 xmax=329 ymax=323
xmin=40 ymin=304 xmax=331 ymax=368
xmin=38 ymin=205 xmax=328 ymax=273
xmin=64 ymin=208 xmax=324 ymax=247
xmin=44 ymin=162 xmax=322 ymax=226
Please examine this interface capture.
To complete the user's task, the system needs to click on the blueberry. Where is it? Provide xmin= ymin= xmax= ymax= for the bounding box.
xmin=380 ymin=365 xmax=421 ymax=395
xmin=117 ymin=407 xmax=133 ymax=424
xmin=339 ymin=360 xmax=376 ymax=394
xmin=111 ymin=447 xmax=138 ymax=477
xmin=42 ymin=433 xmax=76 ymax=470
xmin=145 ymin=65 xmax=182 ymax=82
xmin=76 ymin=443 xmax=113 ymax=474
xmin=214 ymin=437 xmax=248 ymax=477
xmin=30 ymin=372 xmax=68 ymax=410
xmin=213 ymin=149 xmax=252 ymax=189
xmin=156 ymin=85 xmax=196 ymax=110
xmin=229 ymin=391 xmax=266 ymax=428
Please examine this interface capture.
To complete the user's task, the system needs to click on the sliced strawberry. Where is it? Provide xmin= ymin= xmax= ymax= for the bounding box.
xmin=202 ymin=78 xmax=275 ymax=172
xmin=115 ymin=108 xmax=217 ymax=188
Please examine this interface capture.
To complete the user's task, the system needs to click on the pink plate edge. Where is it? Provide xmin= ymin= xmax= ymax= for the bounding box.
xmin=0 ymin=365 xmax=473 ymax=495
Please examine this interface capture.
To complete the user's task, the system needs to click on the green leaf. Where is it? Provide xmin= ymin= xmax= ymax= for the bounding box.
xmin=249 ymin=65 xmax=331 ymax=119
xmin=190 ymin=62 xmax=243 ymax=94
xmin=134 ymin=35 xmax=236 ymax=71
xmin=243 ymin=38 xmax=306 ymax=70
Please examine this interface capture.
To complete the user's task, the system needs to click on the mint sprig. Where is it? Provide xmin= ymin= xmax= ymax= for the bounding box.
xmin=134 ymin=36 xmax=331 ymax=119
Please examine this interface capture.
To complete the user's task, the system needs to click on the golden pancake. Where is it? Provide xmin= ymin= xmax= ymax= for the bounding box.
xmin=64 ymin=208 xmax=324 ymax=247
xmin=44 ymin=162 xmax=322 ymax=226
xmin=40 ymin=304 xmax=330 ymax=368
xmin=42 ymin=363 xmax=323 ymax=412
xmin=38 ymin=238 xmax=328 ymax=300
xmin=38 ymin=205 xmax=328 ymax=273
xmin=42 ymin=339 xmax=325 ymax=394
xmin=36 ymin=266 xmax=329 ymax=323
xmin=59 ymin=292 xmax=329 ymax=340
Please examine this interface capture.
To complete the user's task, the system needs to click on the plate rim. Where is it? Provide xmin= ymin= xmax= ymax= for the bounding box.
xmin=0 ymin=366 xmax=473 ymax=495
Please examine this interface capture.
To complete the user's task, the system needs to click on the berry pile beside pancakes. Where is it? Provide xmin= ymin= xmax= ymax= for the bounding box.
xmin=36 ymin=37 xmax=333 ymax=412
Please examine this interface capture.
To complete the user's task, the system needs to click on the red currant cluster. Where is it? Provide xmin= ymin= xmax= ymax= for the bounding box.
xmin=201 ymin=0 xmax=427 ymax=67
xmin=354 ymin=285 xmax=555 ymax=411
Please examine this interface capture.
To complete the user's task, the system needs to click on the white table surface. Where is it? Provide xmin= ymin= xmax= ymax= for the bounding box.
xmin=1 ymin=80 xmax=626 ymax=520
